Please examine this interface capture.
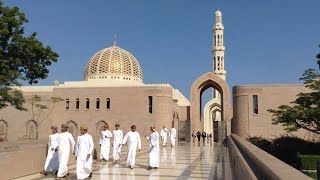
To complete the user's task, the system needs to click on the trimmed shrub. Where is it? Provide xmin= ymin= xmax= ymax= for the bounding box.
xmin=247 ymin=135 xmax=320 ymax=168
xmin=297 ymin=153 xmax=320 ymax=170
xmin=247 ymin=136 xmax=275 ymax=155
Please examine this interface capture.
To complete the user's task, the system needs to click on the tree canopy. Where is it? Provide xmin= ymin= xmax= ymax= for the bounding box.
xmin=268 ymin=48 xmax=320 ymax=135
xmin=0 ymin=1 xmax=59 ymax=110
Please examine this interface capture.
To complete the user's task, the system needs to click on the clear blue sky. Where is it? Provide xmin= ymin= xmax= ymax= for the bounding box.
xmin=4 ymin=0 xmax=320 ymax=100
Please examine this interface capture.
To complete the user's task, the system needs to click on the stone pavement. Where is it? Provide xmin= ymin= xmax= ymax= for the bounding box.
xmin=14 ymin=142 xmax=233 ymax=180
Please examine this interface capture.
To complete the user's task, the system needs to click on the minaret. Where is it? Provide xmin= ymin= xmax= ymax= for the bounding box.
xmin=213 ymin=10 xmax=226 ymax=99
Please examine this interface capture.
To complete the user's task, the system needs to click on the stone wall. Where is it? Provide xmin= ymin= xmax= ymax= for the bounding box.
xmin=232 ymin=84 xmax=319 ymax=140
xmin=228 ymin=134 xmax=311 ymax=180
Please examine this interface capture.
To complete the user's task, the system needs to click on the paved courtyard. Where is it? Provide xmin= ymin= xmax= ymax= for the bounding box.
xmin=15 ymin=142 xmax=233 ymax=180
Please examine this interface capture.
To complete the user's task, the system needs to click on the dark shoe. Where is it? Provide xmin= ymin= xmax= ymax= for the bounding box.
xmin=130 ymin=166 xmax=133 ymax=169
xmin=147 ymin=166 xmax=152 ymax=170
xmin=153 ymin=167 xmax=158 ymax=170
xmin=88 ymin=172 xmax=92 ymax=179
xmin=40 ymin=170 xmax=47 ymax=176
xmin=62 ymin=172 xmax=69 ymax=178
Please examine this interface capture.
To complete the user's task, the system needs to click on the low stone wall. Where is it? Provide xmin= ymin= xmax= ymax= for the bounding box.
xmin=229 ymin=134 xmax=311 ymax=180
xmin=0 ymin=137 xmax=148 ymax=180
xmin=0 ymin=140 xmax=93 ymax=180
xmin=0 ymin=141 xmax=48 ymax=180
xmin=227 ymin=136 xmax=257 ymax=180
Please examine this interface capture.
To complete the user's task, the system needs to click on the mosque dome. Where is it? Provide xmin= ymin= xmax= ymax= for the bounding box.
xmin=84 ymin=43 xmax=143 ymax=83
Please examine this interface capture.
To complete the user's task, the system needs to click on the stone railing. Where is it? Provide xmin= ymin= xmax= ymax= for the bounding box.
xmin=228 ymin=134 xmax=311 ymax=180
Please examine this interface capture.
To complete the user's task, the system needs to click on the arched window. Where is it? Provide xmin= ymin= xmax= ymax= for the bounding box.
xmin=86 ymin=98 xmax=90 ymax=109
xmin=96 ymin=98 xmax=100 ymax=109
xmin=106 ymin=98 xmax=110 ymax=110
xmin=66 ymin=98 xmax=70 ymax=110
xmin=76 ymin=98 xmax=80 ymax=109
xmin=66 ymin=120 xmax=78 ymax=138
xmin=26 ymin=120 xmax=38 ymax=140
xmin=0 ymin=120 xmax=8 ymax=141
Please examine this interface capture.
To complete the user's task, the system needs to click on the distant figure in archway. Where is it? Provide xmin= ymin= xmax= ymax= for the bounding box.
xmin=196 ymin=131 xmax=201 ymax=143
xmin=191 ymin=131 xmax=196 ymax=143
xmin=169 ymin=125 xmax=177 ymax=147
xmin=202 ymin=131 xmax=207 ymax=143
xmin=160 ymin=126 xmax=168 ymax=147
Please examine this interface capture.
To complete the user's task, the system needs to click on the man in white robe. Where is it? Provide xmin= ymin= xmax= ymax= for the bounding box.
xmin=40 ymin=126 xmax=59 ymax=176
xmin=56 ymin=124 xmax=75 ymax=179
xmin=75 ymin=126 xmax=94 ymax=180
xmin=160 ymin=126 xmax=168 ymax=147
xmin=146 ymin=126 xmax=160 ymax=170
xmin=122 ymin=125 xmax=141 ymax=169
xmin=169 ymin=126 xmax=177 ymax=147
xmin=112 ymin=124 xmax=123 ymax=163
xmin=100 ymin=124 xmax=113 ymax=161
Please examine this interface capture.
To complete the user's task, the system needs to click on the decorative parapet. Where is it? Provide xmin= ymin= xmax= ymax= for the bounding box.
xmin=14 ymin=86 xmax=54 ymax=92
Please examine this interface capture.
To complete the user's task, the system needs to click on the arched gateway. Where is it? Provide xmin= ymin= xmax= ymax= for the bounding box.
xmin=190 ymin=72 xmax=231 ymax=142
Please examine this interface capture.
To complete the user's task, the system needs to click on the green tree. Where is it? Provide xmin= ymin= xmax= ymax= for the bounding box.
xmin=0 ymin=1 xmax=59 ymax=110
xmin=268 ymin=49 xmax=320 ymax=135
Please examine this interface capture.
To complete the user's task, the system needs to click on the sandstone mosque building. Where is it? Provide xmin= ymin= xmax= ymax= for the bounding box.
xmin=0 ymin=39 xmax=190 ymax=142
xmin=0 ymin=10 xmax=319 ymax=145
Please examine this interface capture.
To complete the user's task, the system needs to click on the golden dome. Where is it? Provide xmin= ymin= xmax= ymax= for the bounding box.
xmin=84 ymin=44 xmax=143 ymax=83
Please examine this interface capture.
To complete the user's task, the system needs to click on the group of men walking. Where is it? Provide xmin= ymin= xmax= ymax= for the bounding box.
xmin=191 ymin=130 xmax=213 ymax=143
xmin=40 ymin=124 xmax=177 ymax=179
xmin=160 ymin=125 xmax=177 ymax=147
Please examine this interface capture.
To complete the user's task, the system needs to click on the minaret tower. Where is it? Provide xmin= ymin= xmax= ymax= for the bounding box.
xmin=213 ymin=10 xmax=226 ymax=98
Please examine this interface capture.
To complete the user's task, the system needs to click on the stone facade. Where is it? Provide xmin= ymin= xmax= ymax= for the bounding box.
xmin=0 ymin=84 xmax=189 ymax=143
xmin=232 ymin=84 xmax=319 ymax=140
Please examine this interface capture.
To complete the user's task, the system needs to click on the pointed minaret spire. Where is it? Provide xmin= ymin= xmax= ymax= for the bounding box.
xmin=113 ymin=33 xmax=117 ymax=46
xmin=212 ymin=9 xmax=226 ymax=79
xmin=212 ymin=9 xmax=226 ymax=99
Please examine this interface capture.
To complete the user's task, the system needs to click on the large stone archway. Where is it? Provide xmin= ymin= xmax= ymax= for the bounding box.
xmin=190 ymin=72 xmax=231 ymax=141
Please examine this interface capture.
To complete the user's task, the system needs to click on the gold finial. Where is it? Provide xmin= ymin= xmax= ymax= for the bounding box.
xmin=113 ymin=33 xmax=117 ymax=46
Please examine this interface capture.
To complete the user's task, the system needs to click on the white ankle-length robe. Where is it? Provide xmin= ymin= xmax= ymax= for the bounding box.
xmin=113 ymin=129 xmax=123 ymax=161
xmin=147 ymin=132 xmax=160 ymax=167
xmin=57 ymin=131 xmax=75 ymax=178
xmin=75 ymin=133 xmax=94 ymax=180
xmin=100 ymin=130 xmax=113 ymax=160
xmin=122 ymin=131 xmax=141 ymax=167
xmin=160 ymin=128 xmax=168 ymax=146
xmin=169 ymin=128 xmax=177 ymax=147
xmin=44 ymin=133 xmax=59 ymax=172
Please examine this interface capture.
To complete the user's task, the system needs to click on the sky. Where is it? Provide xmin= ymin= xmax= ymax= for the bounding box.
xmin=3 ymin=0 xmax=320 ymax=102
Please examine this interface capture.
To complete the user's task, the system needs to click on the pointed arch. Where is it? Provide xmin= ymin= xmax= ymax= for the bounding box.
xmin=26 ymin=120 xmax=38 ymax=140
xmin=66 ymin=120 xmax=78 ymax=137
xmin=65 ymin=98 xmax=70 ymax=110
xmin=96 ymin=98 xmax=100 ymax=109
xmin=96 ymin=120 xmax=107 ymax=133
xmin=76 ymin=98 xmax=80 ymax=109
xmin=86 ymin=98 xmax=90 ymax=109
xmin=0 ymin=119 xmax=8 ymax=141
xmin=106 ymin=98 xmax=111 ymax=109
xmin=190 ymin=72 xmax=231 ymax=141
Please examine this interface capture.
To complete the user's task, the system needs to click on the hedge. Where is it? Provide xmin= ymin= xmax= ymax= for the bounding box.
xmin=297 ymin=153 xmax=320 ymax=170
